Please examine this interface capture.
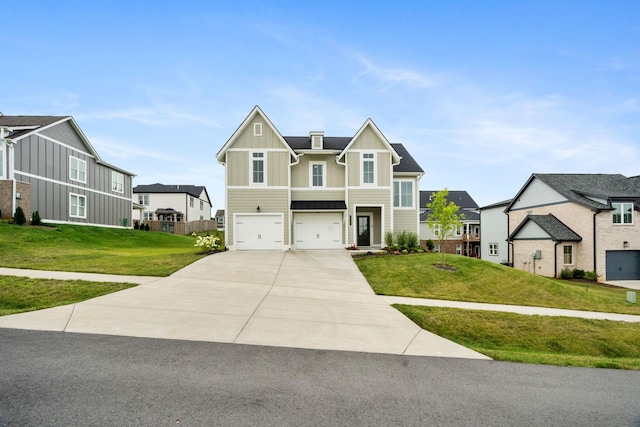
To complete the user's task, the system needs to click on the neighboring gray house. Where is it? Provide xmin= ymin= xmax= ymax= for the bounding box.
xmin=505 ymin=173 xmax=640 ymax=281
xmin=419 ymin=190 xmax=480 ymax=256
xmin=216 ymin=106 xmax=424 ymax=250
xmin=479 ymin=199 xmax=511 ymax=264
xmin=0 ymin=116 xmax=134 ymax=227
xmin=132 ymin=184 xmax=212 ymax=223
xmin=214 ymin=209 xmax=225 ymax=230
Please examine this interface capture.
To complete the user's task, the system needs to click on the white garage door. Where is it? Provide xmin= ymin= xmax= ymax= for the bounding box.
xmin=235 ymin=214 xmax=283 ymax=250
xmin=294 ymin=212 xmax=343 ymax=250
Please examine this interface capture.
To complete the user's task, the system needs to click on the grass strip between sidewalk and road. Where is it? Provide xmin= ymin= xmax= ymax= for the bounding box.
xmin=396 ymin=305 xmax=640 ymax=370
xmin=0 ymin=275 xmax=136 ymax=316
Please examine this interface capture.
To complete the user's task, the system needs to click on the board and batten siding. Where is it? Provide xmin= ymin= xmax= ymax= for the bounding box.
xmin=40 ymin=120 xmax=87 ymax=152
xmin=229 ymin=118 xmax=287 ymax=150
xmin=345 ymin=151 xmax=391 ymax=187
xmin=511 ymin=178 xmax=567 ymax=210
xmin=226 ymin=188 xmax=289 ymax=247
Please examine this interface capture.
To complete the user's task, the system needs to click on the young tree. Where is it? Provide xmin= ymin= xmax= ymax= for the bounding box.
xmin=426 ymin=189 xmax=465 ymax=266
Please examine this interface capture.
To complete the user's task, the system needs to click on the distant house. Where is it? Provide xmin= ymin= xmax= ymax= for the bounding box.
xmin=132 ymin=183 xmax=212 ymax=224
xmin=419 ymin=190 xmax=480 ymax=256
xmin=505 ymin=173 xmax=640 ymax=281
xmin=479 ymin=199 xmax=511 ymax=264
xmin=214 ymin=209 xmax=225 ymax=230
xmin=216 ymin=106 xmax=424 ymax=250
xmin=0 ymin=115 xmax=134 ymax=227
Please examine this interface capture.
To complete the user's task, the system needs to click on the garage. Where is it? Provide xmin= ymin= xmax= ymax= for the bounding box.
xmin=606 ymin=250 xmax=640 ymax=280
xmin=293 ymin=212 xmax=343 ymax=250
xmin=235 ymin=214 xmax=283 ymax=250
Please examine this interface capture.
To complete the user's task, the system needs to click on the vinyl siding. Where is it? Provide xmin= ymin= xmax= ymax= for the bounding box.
xmin=226 ymin=151 xmax=249 ymax=186
xmin=226 ymin=188 xmax=289 ymax=247
xmin=345 ymin=151 xmax=390 ymax=187
xmin=291 ymin=154 xmax=345 ymax=188
xmin=513 ymin=221 xmax=549 ymax=239
xmin=480 ymin=205 xmax=509 ymax=263
xmin=351 ymin=127 xmax=388 ymax=150
xmin=393 ymin=209 xmax=418 ymax=234
xmin=291 ymin=189 xmax=345 ymax=201
xmin=230 ymin=118 xmax=288 ymax=150
xmin=267 ymin=151 xmax=289 ymax=186
xmin=511 ymin=178 xmax=567 ymax=210
xmin=40 ymin=120 xmax=87 ymax=152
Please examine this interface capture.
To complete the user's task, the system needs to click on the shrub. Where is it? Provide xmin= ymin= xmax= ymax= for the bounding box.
xmin=425 ymin=239 xmax=434 ymax=251
xmin=194 ymin=234 xmax=224 ymax=252
xmin=585 ymin=271 xmax=598 ymax=281
xmin=13 ymin=207 xmax=26 ymax=225
xmin=384 ymin=231 xmax=394 ymax=248
xmin=31 ymin=211 xmax=41 ymax=226
xmin=573 ymin=269 xmax=585 ymax=279
xmin=560 ymin=268 xmax=573 ymax=279
xmin=134 ymin=221 xmax=140 ymax=230
xmin=406 ymin=232 xmax=419 ymax=249
xmin=396 ymin=230 xmax=409 ymax=248
xmin=144 ymin=224 xmax=150 ymax=231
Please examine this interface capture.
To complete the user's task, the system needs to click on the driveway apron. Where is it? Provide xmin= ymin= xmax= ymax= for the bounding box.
xmin=0 ymin=251 xmax=489 ymax=359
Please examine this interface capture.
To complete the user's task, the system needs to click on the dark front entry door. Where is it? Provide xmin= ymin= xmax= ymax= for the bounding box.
xmin=357 ymin=215 xmax=370 ymax=246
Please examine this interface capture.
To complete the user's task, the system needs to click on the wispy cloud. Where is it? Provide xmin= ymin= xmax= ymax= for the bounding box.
xmin=352 ymin=53 xmax=437 ymax=89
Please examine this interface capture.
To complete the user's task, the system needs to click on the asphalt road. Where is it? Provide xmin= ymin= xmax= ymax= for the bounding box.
xmin=1 ymin=329 xmax=639 ymax=426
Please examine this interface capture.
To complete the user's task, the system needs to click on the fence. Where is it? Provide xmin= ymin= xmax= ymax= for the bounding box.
xmin=141 ymin=220 xmax=218 ymax=235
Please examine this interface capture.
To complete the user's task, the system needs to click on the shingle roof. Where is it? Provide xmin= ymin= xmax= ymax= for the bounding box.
xmin=419 ymin=190 xmax=480 ymax=221
xmin=133 ymin=183 xmax=208 ymax=199
xmin=509 ymin=214 xmax=582 ymax=241
xmin=391 ymin=143 xmax=424 ymax=173
xmin=290 ymin=200 xmax=347 ymax=210
xmin=0 ymin=115 xmax=68 ymax=139
xmin=479 ymin=199 xmax=512 ymax=210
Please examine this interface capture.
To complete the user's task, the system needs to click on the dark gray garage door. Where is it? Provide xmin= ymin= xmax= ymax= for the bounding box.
xmin=606 ymin=251 xmax=640 ymax=280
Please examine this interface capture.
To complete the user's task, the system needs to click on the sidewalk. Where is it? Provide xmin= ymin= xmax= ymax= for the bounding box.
xmin=0 ymin=267 xmax=161 ymax=285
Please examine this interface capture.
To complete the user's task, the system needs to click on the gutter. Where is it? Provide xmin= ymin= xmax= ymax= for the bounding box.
xmin=554 ymin=241 xmax=561 ymax=278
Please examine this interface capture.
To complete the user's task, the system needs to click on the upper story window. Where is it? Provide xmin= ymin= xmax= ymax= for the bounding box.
xmin=613 ymin=202 xmax=633 ymax=224
xmin=138 ymin=194 xmax=149 ymax=205
xmin=393 ymin=180 xmax=413 ymax=208
xmin=200 ymin=200 xmax=204 ymax=210
xmin=70 ymin=156 xmax=86 ymax=183
xmin=111 ymin=171 xmax=124 ymax=193
xmin=70 ymin=193 xmax=86 ymax=218
xmin=362 ymin=153 xmax=375 ymax=184
xmin=310 ymin=162 xmax=325 ymax=187
xmin=190 ymin=197 xmax=194 ymax=208
xmin=254 ymin=123 xmax=262 ymax=136
xmin=251 ymin=152 xmax=265 ymax=184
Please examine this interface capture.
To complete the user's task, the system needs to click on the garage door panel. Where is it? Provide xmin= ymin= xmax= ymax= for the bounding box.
xmin=606 ymin=250 xmax=640 ymax=280
xmin=235 ymin=215 xmax=283 ymax=250
xmin=294 ymin=212 xmax=343 ymax=250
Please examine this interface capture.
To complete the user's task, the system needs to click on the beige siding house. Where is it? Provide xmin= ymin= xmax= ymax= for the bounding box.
xmin=216 ymin=106 xmax=424 ymax=250
xmin=506 ymin=173 xmax=640 ymax=281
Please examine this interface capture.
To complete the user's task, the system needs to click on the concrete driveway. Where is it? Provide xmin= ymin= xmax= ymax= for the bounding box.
xmin=0 ymin=250 xmax=489 ymax=360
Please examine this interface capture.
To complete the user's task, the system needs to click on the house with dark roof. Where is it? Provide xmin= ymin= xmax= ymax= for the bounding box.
xmin=419 ymin=190 xmax=480 ymax=256
xmin=0 ymin=115 xmax=135 ymax=227
xmin=506 ymin=173 xmax=640 ymax=281
xmin=132 ymin=183 xmax=212 ymax=224
xmin=216 ymin=106 xmax=424 ymax=250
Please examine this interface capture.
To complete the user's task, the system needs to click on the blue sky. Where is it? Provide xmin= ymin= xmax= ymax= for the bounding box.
xmin=3 ymin=1 xmax=639 ymax=211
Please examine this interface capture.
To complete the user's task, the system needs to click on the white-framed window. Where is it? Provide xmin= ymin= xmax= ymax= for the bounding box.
xmin=138 ymin=194 xmax=149 ymax=205
xmin=310 ymin=161 xmax=325 ymax=187
xmin=190 ymin=197 xmax=194 ymax=208
xmin=489 ymin=243 xmax=498 ymax=256
xmin=362 ymin=153 xmax=375 ymax=185
xmin=111 ymin=171 xmax=124 ymax=193
xmin=70 ymin=156 xmax=86 ymax=183
xmin=254 ymin=122 xmax=262 ymax=136
xmin=456 ymin=244 xmax=462 ymax=255
xmin=455 ymin=225 xmax=462 ymax=236
xmin=200 ymin=200 xmax=204 ymax=210
xmin=434 ymin=244 xmax=440 ymax=252
xmin=433 ymin=224 xmax=441 ymax=237
xmin=251 ymin=151 xmax=266 ymax=184
xmin=563 ymin=245 xmax=573 ymax=265
xmin=69 ymin=193 xmax=86 ymax=218
xmin=613 ymin=202 xmax=633 ymax=224
xmin=143 ymin=211 xmax=154 ymax=220
xmin=393 ymin=180 xmax=414 ymax=208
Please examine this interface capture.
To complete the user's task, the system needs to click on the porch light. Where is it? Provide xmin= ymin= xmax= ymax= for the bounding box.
xmin=623 ymin=241 xmax=629 ymax=248
xmin=257 ymin=206 xmax=261 ymax=213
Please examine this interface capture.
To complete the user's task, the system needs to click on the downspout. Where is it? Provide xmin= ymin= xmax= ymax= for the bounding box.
xmin=554 ymin=241 xmax=561 ymax=278
xmin=592 ymin=210 xmax=598 ymax=275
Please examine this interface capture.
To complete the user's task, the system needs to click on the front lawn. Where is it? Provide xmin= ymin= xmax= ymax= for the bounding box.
xmin=354 ymin=253 xmax=640 ymax=315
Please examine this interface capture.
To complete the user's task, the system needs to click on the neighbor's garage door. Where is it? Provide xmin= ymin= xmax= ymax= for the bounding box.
xmin=606 ymin=250 xmax=640 ymax=280
xmin=235 ymin=214 xmax=283 ymax=250
xmin=294 ymin=212 xmax=343 ymax=250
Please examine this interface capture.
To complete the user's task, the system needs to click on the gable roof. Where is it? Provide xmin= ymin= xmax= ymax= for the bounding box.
xmin=509 ymin=214 xmax=582 ymax=242
xmin=337 ymin=118 xmax=401 ymax=164
xmin=507 ymin=173 xmax=640 ymax=212
xmin=391 ymin=143 xmax=424 ymax=174
xmin=133 ymin=183 xmax=210 ymax=200
xmin=479 ymin=199 xmax=512 ymax=210
xmin=419 ymin=190 xmax=479 ymax=221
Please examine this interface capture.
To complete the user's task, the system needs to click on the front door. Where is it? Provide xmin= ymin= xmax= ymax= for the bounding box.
xmin=357 ymin=215 xmax=370 ymax=247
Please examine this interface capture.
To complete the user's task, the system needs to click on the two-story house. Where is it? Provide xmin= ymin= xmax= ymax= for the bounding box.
xmin=479 ymin=199 xmax=511 ymax=264
xmin=506 ymin=173 xmax=640 ymax=281
xmin=216 ymin=106 xmax=424 ymax=250
xmin=133 ymin=183 xmax=212 ymax=223
xmin=0 ymin=116 xmax=134 ymax=228
xmin=419 ymin=190 xmax=480 ymax=256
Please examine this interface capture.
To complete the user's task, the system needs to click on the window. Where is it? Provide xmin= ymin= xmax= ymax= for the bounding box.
xmin=70 ymin=156 xmax=86 ymax=183
xmin=362 ymin=153 xmax=375 ymax=184
xmin=456 ymin=244 xmax=462 ymax=255
xmin=111 ymin=171 xmax=124 ymax=193
xmin=455 ymin=226 xmax=462 ymax=236
xmin=434 ymin=244 xmax=440 ymax=252
xmin=138 ymin=194 xmax=149 ymax=205
xmin=200 ymin=200 xmax=204 ymax=210
xmin=70 ymin=193 xmax=86 ymax=218
xmin=143 ymin=211 xmax=154 ymax=220
xmin=563 ymin=245 xmax=573 ymax=265
xmin=310 ymin=162 xmax=325 ymax=187
xmin=254 ymin=122 xmax=262 ymax=136
xmin=433 ymin=224 xmax=441 ymax=237
xmin=190 ymin=197 xmax=194 ymax=208
xmin=613 ymin=202 xmax=633 ymax=224
xmin=251 ymin=152 xmax=265 ymax=184
xmin=489 ymin=243 xmax=498 ymax=256
xmin=393 ymin=180 xmax=414 ymax=208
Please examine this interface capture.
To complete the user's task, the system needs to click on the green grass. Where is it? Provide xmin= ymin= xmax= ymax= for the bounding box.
xmin=354 ymin=253 xmax=640 ymax=315
xmin=0 ymin=221 xmax=210 ymax=276
xmin=396 ymin=305 xmax=640 ymax=370
xmin=0 ymin=275 xmax=136 ymax=316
